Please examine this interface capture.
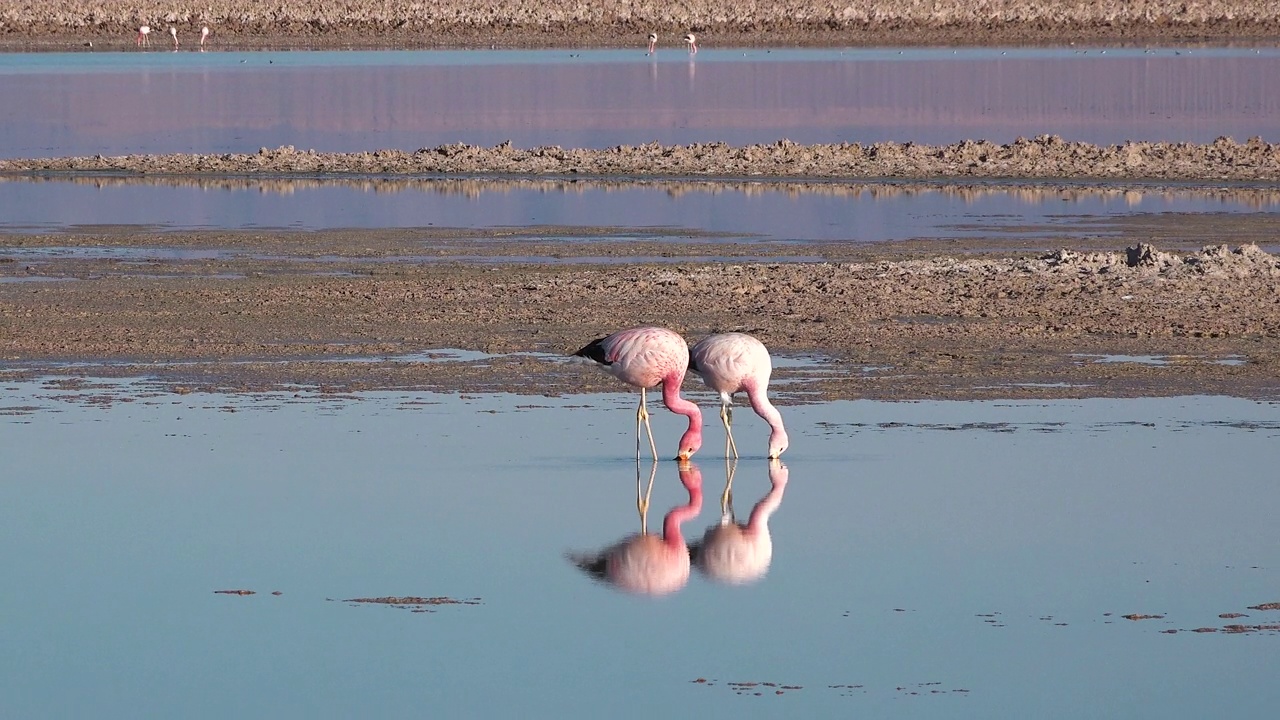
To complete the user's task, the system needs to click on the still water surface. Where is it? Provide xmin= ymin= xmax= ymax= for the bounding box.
xmin=2 ymin=377 xmax=1278 ymax=717
xmin=2 ymin=176 xmax=1278 ymax=244
xmin=2 ymin=47 xmax=1278 ymax=158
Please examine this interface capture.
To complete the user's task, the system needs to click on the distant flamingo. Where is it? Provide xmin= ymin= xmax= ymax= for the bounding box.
xmin=569 ymin=460 xmax=704 ymax=596
xmin=169 ymin=26 xmax=178 ymax=48
xmin=574 ymin=326 xmax=703 ymax=460
xmin=684 ymin=33 xmax=698 ymax=54
xmin=136 ymin=25 xmax=151 ymax=47
xmin=691 ymin=459 xmax=788 ymax=585
xmin=647 ymin=32 xmax=657 ymax=54
xmin=200 ymin=25 xmax=210 ymax=47
xmin=689 ymin=332 xmax=788 ymax=458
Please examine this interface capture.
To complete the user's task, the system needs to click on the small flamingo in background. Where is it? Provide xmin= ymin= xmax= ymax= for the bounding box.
xmin=684 ymin=33 xmax=698 ymax=54
xmin=689 ymin=332 xmax=788 ymax=458
xmin=574 ymin=326 xmax=703 ymax=460
xmin=169 ymin=26 xmax=178 ymax=48
xmin=568 ymin=461 xmax=704 ymax=596
xmin=136 ymin=25 xmax=151 ymax=47
xmin=200 ymin=26 xmax=210 ymax=47
xmin=647 ymin=32 xmax=657 ymax=54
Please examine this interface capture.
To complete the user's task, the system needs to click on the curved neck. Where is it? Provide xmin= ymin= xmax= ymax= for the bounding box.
xmin=662 ymin=378 xmax=702 ymax=431
xmin=747 ymin=387 xmax=786 ymax=437
xmin=663 ymin=483 xmax=704 ymax=547
xmin=746 ymin=481 xmax=787 ymax=531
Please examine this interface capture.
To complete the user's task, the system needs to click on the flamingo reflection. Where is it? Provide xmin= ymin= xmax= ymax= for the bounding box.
xmin=689 ymin=459 xmax=788 ymax=585
xmin=568 ymin=461 xmax=704 ymax=596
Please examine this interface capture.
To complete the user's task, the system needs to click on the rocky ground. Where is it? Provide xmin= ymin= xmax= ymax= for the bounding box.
xmin=6 ymin=136 xmax=1280 ymax=182
xmin=3 ymin=228 xmax=1278 ymax=402
xmin=3 ymin=0 xmax=1280 ymax=49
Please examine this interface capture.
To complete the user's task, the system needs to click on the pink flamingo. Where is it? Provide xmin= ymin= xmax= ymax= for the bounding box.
xmin=647 ymin=32 xmax=657 ymax=54
xmin=574 ymin=326 xmax=703 ymax=460
xmin=200 ymin=25 xmax=210 ymax=47
xmin=136 ymin=25 xmax=151 ymax=47
xmin=569 ymin=461 xmax=704 ymax=596
xmin=684 ymin=33 xmax=698 ymax=54
xmin=689 ymin=332 xmax=788 ymax=459
xmin=691 ymin=459 xmax=788 ymax=585
xmin=169 ymin=26 xmax=178 ymax=48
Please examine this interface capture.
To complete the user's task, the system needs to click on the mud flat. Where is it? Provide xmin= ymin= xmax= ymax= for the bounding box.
xmin=2 ymin=230 xmax=1277 ymax=401
xmin=5 ymin=137 xmax=1280 ymax=182
xmin=3 ymin=1 xmax=1280 ymax=49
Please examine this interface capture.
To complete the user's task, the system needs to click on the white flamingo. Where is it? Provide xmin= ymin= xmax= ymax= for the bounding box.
xmin=200 ymin=26 xmax=210 ymax=47
xmin=136 ymin=25 xmax=151 ymax=47
xmin=169 ymin=26 xmax=178 ymax=49
xmin=647 ymin=32 xmax=657 ymax=54
xmin=684 ymin=33 xmax=698 ymax=54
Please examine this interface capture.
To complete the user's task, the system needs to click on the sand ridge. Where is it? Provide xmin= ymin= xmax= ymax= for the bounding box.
xmin=6 ymin=136 xmax=1280 ymax=182
xmin=4 ymin=1 xmax=1280 ymax=48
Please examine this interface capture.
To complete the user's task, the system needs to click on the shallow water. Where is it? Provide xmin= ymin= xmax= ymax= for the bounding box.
xmin=2 ymin=47 xmax=1279 ymax=158
xmin=2 ymin=378 xmax=1278 ymax=717
xmin=2 ymin=176 xmax=1277 ymax=245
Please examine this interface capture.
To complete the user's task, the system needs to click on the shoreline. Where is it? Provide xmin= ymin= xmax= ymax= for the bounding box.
xmin=5 ymin=137 xmax=1280 ymax=182
xmin=3 ymin=1 xmax=1280 ymax=50
xmin=4 ymin=231 xmax=1278 ymax=403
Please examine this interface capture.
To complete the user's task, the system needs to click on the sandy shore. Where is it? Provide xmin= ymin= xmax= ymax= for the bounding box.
xmin=6 ymin=137 xmax=1280 ymax=182
xmin=3 ymin=1 xmax=1280 ymax=49
xmin=3 ymin=228 xmax=1278 ymax=402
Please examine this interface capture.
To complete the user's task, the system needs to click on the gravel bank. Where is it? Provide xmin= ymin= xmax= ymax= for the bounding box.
xmin=3 ymin=1 xmax=1280 ymax=49
xmin=5 ymin=136 xmax=1280 ymax=182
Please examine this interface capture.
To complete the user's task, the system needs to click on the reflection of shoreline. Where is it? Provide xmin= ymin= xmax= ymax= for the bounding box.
xmin=3 ymin=173 xmax=1279 ymax=209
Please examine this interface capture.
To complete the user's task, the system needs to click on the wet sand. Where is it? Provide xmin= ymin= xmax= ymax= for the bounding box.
xmin=3 ymin=228 xmax=1278 ymax=401
xmin=3 ymin=1 xmax=1280 ymax=49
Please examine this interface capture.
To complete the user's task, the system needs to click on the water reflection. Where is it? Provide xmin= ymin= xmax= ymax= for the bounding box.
xmin=3 ymin=49 xmax=1278 ymax=157
xmin=690 ymin=459 xmax=788 ymax=586
xmin=568 ymin=461 xmax=703 ymax=596
xmin=3 ymin=174 xmax=1277 ymax=242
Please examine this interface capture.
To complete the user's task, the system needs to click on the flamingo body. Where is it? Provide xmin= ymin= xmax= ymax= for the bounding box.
xmin=169 ymin=26 xmax=178 ymax=48
xmin=691 ymin=459 xmax=788 ymax=585
xmin=136 ymin=25 xmax=151 ymax=47
xmin=200 ymin=26 xmax=210 ymax=46
xmin=684 ymin=33 xmax=698 ymax=54
xmin=570 ymin=461 xmax=704 ymax=596
xmin=575 ymin=326 xmax=703 ymax=460
xmin=690 ymin=332 xmax=788 ymax=458
xmin=647 ymin=32 xmax=657 ymax=54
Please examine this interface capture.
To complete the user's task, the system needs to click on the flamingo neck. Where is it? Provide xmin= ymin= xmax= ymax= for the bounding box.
xmin=747 ymin=387 xmax=787 ymax=446
xmin=662 ymin=379 xmax=703 ymax=435
xmin=663 ymin=479 xmax=704 ymax=546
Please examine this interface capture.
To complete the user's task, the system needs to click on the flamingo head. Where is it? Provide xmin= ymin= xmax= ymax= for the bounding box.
xmin=676 ymin=425 xmax=703 ymax=461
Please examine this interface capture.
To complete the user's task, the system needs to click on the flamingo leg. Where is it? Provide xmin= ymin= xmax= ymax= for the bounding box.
xmin=721 ymin=456 xmax=738 ymax=520
xmin=635 ymin=387 xmax=658 ymax=461
xmin=637 ymin=459 xmax=657 ymax=533
xmin=720 ymin=402 xmax=739 ymax=459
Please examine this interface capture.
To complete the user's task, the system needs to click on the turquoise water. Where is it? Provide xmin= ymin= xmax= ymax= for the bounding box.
xmin=2 ymin=379 xmax=1278 ymax=717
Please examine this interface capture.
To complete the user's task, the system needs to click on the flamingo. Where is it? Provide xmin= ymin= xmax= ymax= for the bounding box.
xmin=200 ymin=26 xmax=210 ymax=47
xmin=574 ymin=326 xmax=703 ymax=461
xmin=689 ymin=332 xmax=788 ymax=459
xmin=691 ymin=459 xmax=788 ymax=585
xmin=136 ymin=25 xmax=151 ymax=47
xmin=647 ymin=32 xmax=657 ymax=54
xmin=568 ymin=461 xmax=704 ymax=596
xmin=684 ymin=33 xmax=698 ymax=54
xmin=169 ymin=26 xmax=178 ymax=48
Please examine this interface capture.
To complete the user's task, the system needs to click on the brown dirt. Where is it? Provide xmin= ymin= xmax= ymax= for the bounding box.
xmin=6 ymin=136 xmax=1280 ymax=182
xmin=3 ymin=227 xmax=1278 ymax=402
xmin=3 ymin=1 xmax=1280 ymax=49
